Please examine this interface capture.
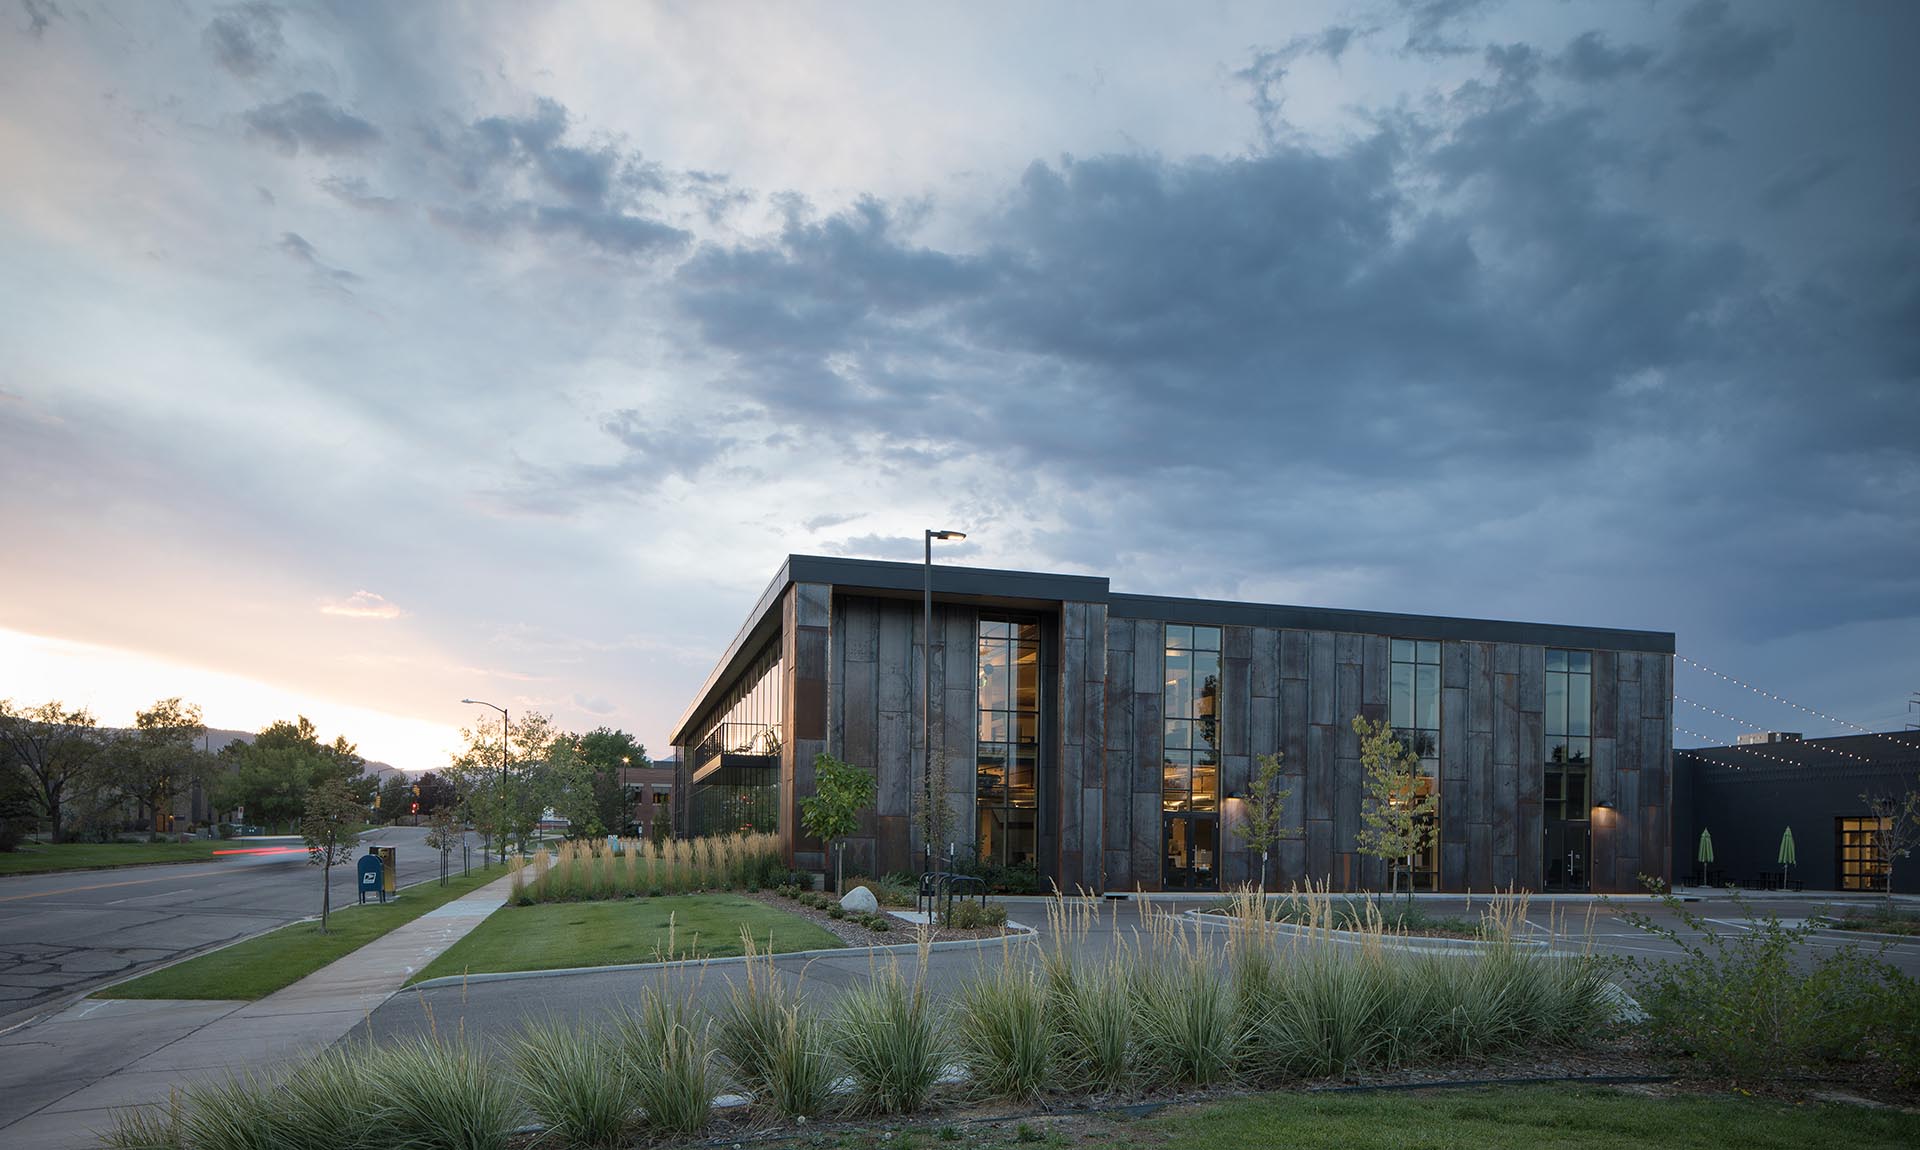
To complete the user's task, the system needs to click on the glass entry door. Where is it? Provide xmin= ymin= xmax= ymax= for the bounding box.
xmin=1163 ymin=815 xmax=1218 ymax=891
xmin=1544 ymin=820 xmax=1590 ymax=891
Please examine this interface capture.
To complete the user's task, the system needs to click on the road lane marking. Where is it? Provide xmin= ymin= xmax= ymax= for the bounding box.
xmin=0 ymin=868 xmax=238 ymax=904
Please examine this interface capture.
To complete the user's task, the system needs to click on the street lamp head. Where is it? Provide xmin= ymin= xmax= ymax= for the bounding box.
xmin=929 ymin=529 xmax=967 ymax=540
xmin=460 ymin=698 xmax=476 ymax=705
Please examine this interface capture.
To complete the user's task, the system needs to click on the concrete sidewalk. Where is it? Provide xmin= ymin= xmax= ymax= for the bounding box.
xmin=0 ymin=872 xmax=516 ymax=1150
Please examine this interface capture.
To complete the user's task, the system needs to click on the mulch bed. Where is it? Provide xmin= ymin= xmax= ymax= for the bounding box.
xmin=749 ymin=890 xmax=1017 ymax=948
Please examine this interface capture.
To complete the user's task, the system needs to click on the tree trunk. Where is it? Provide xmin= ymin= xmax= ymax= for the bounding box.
xmin=320 ymin=852 xmax=332 ymax=933
xmin=1259 ymin=850 xmax=1269 ymax=892
xmin=43 ymin=786 xmax=63 ymax=844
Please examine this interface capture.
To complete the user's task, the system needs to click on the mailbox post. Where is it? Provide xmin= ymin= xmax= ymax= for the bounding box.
xmin=374 ymin=846 xmax=397 ymax=897
xmin=357 ymin=851 xmax=385 ymax=905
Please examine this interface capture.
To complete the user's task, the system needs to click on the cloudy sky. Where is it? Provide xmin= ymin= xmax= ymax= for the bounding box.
xmin=2 ymin=0 xmax=1915 ymax=769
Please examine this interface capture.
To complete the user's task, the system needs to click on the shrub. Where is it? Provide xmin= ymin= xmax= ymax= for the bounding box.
xmin=1618 ymin=885 xmax=1915 ymax=1080
xmin=828 ymin=904 xmax=847 ymax=920
xmin=617 ymin=987 xmax=716 ymax=1135
xmin=948 ymin=901 xmax=1008 ymax=930
xmin=956 ymin=962 xmax=1053 ymax=1099
xmin=832 ymin=963 xmax=944 ymax=1114
xmin=512 ymin=1020 xmax=636 ymax=1149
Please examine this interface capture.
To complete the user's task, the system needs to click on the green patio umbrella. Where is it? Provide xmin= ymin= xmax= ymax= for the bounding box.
xmin=1697 ymin=827 xmax=1715 ymax=869
xmin=1778 ymin=826 xmax=1797 ymax=888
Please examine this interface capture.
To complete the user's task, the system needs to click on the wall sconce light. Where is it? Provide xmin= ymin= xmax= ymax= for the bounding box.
xmin=1593 ymin=799 xmax=1616 ymax=812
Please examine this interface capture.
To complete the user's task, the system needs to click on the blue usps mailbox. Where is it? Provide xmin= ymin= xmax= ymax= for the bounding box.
xmin=357 ymin=851 xmax=386 ymax=905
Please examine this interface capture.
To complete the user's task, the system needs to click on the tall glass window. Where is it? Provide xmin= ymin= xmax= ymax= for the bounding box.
xmin=1544 ymin=649 xmax=1592 ymax=820
xmin=1838 ymin=816 xmax=1889 ymax=891
xmin=689 ymin=642 xmax=783 ymax=836
xmin=1389 ymin=638 xmax=1440 ymax=890
xmin=977 ymin=618 xmax=1041 ymax=868
xmin=1162 ymin=625 xmax=1222 ymax=814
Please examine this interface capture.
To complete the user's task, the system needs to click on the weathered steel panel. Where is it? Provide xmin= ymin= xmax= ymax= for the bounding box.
xmin=877 ymin=606 xmax=912 ymax=712
xmin=1250 ymin=696 xmax=1279 ymax=760
xmin=1441 ymin=686 xmax=1468 ymax=780
xmin=1064 ymin=601 xmax=1087 ymax=642
xmin=1518 ymin=712 xmax=1543 ymax=798
xmin=1591 ymin=650 xmax=1618 ymax=738
xmin=843 ymin=658 xmax=877 ymax=768
xmin=844 ymin=596 xmax=878 ymax=663
xmin=1440 ymin=839 xmax=1467 ymax=891
xmin=1333 ymin=756 xmax=1361 ymax=845
xmin=1440 ymin=773 xmax=1468 ymax=845
xmin=1518 ymin=646 xmax=1545 ymax=713
xmin=1493 ymin=672 xmax=1518 ymax=767
xmin=1064 ymin=636 xmax=1087 ymax=750
xmin=1281 ymin=680 xmax=1309 ymax=765
xmin=1280 ymin=629 xmax=1309 ymax=681
xmin=1335 ymin=662 xmax=1363 ymax=755
xmin=1616 ymin=680 xmax=1643 ymax=770
xmin=1306 ymin=723 xmax=1334 ymax=821
xmin=1251 ymin=627 xmax=1279 ymax=699
xmin=1516 ymin=799 xmax=1543 ymax=887
xmin=877 ymin=709 xmax=910 ymax=816
xmin=1307 ymin=819 xmax=1333 ymax=881
xmin=1133 ymin=692 xmax=1162 ymax=792
xmin=1591 ymin=736 xmax=1616 ymax=806
xmin=1469 ymin=642 xmax=1493 ymax=735
xmin=1468 ymin=823 xmax=1493 ymax=892
xmin=1132 ymin=791 xmax=1161 ymax=890
xmin=1468 ymin=731 xmax=1493 ymax=825
xmin=1134 ymin=622 xmax=1164 ymax=695
xmin=1276 ymin=837 xmax=1307 ymax=888
xmin=1362 ymin=633 xmax=1389 ymax=707
xmin=1442 ymin=639 xmax=1469 ymax=690
xmin=1494 ymin=641 xmax=1520 ymax=677
xmin=1335 ymin=632 xmax=1363 ymax=666
xmin=1224 ymin=624 xmax=1253 ymax=661
xmin=1223 ymin=655 xmax=1252 ymax=757
xmin=795 ymin=582 xmax=832 ymax=629
xmin=1309 ymin=631 xmax=1336 ymax=725
xmin=1107 ymin=615 xmax=1134 ymax=653
xmin=1104 ymin=749 xmax=1134 ymax=847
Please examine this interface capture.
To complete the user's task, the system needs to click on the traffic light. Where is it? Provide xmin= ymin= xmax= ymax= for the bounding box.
xmin=410 ymin=801 xmax=419 ymax=814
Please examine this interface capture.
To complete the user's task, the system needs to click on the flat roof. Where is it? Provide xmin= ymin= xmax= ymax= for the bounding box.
xmin=670 ymin=554 xmax=1677 ymax=745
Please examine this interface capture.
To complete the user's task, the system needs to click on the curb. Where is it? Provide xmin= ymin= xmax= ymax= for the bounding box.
xmin=405 ymin=921 xmax=1040 ymax=990
xmin=1183 ymin=910 xmax=1553 ymax=954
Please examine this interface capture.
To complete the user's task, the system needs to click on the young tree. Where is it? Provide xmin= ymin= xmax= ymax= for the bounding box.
xmin=0 ymin=700 xmax=107 ymax=843
xmin=1860 ymin=775 xmax=1920 ymax=906
xmin=649 ymin=802 xmax=672 ymax=852
xmin=447 ymin=710 xmax=557 ymax=858
xmin=113 ymin=698 xmax=211 ymax=837
xmin=1351 ymin=715 xmax=1438 ymax=901
xmin=1231 ymin=752 xmax=1295 ymax=891
xmin=300 ymin=775 xmax=364 ymax=933
xmin=800 ymin=751 xmax=877 ymax=895
xmin=424 ymin=805 xmax=462 ymax=885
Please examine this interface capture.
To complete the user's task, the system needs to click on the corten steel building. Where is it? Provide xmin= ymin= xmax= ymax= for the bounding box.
xmin=669 ymin=556 xmax=1676 ymax=895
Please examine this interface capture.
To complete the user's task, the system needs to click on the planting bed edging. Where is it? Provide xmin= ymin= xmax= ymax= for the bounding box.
xmin=407 ymin=920 xmax=1038 ymax=990
xmin=1184 ymin=910 xmax=1553 ymax=954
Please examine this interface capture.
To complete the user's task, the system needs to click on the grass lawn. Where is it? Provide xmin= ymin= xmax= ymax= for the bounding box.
xmin=1826 ymin=906 xmax=1920 ymax=936
xmin=0 ymin=840 xmax=232 ymax=875
xmin=409 ymin=893 xmax=843 ymax=984
xmin=96 ymin=863 xmax=507 ymax=1000
xmin=762 ymin=1085 xmax=1920 ymax=1150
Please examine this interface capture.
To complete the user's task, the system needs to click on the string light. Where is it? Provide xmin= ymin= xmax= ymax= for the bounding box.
xmin=1673 ymin=696 xmax=1882 ymax=766
xmin=1676 ymin=655 xmax=1920 ymax=755
xmin=1673 ymin=726 xmax=1804 ymax=772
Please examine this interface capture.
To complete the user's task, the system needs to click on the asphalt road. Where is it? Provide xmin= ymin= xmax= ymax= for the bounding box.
xmin=352 ymin=889 xmax=1920 ymax=1052
xmin=0 ymin=824 xmax=486 ymax=1027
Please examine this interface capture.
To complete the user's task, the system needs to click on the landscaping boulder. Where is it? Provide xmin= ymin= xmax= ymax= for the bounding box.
xmin=840 ymin=884 xmax=880 ymax=914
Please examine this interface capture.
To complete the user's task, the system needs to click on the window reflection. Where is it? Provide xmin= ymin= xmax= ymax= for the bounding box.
xmin=1389 ymin=638 xmax=1441 ymax=890
xmin=977 ymin=617 xmax=1041 ymax=868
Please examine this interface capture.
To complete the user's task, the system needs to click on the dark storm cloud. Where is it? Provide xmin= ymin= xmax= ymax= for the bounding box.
xmin=663 ymin=36 xmax=1917 ymax=633
xmin=422 ymin=98 xmax=689 ymax=259
xmin=1656 ymin=0 xmax=1792 ymax=118
xmin=244 ymin=92 xmax=381 ymax=156
xmin=1758 ymin=154 xmax=1847 ymax=212
xmin=204 ymin=3 xmax=283 ymax=78
xmin=1552 ymin=30 xmax=1654 ymax=84
xmin=1397 ymin=0 xmax=1498 ymax=58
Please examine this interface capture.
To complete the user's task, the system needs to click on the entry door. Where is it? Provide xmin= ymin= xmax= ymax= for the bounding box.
xmin=1163 ymin=815 xmax=1219 ymax=891
xmin=1543 ymin=820 xmax=1590 ymax=891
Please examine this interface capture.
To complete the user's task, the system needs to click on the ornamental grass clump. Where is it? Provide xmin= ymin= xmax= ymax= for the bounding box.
xmin=1041 ymin=895 xmax=1135 ymax=1093
xmin=832 ymin=959 xmax=945 ymax=1114
xmin=1129 ymin=908 xmax=1237 ymax=1088
xmin=512 ymin=1019 xmax=637 ymax=1149
xmin=716 ymin=931 xmax=835 ymax=1118
xmin=618 ymin=986 xmax=717 ymax=1136
xmin=100 ymin=1097 xmax=184 ymax=1150
xmin=955 ymin=952 xmax=1052 ymax=1099
xmin=380 ymin=1037 xmax=520 ymax=1150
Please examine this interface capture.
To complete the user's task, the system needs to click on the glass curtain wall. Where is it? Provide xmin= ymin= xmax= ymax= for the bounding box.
xmin=1838 ymin=816 xmax=1890 ymax=891
xmin=689 ymin=643 xmax=783 ymax=837
xmin=1389 ymin=638 xmax=1441 ymax=890
xmin=976 ymin=618 xmax=1041 ymax=869
xmin=1543 ymin=649 xmax=1592 ymax=889
xmin=1163 ymin=624 xmax=1221 ymax=889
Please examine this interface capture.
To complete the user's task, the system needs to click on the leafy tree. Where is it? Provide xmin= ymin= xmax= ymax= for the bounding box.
xmin=1231 ymin=752 xmax=1295 ymax=890
xmin=1351 ymin=715 xmax=1438 ymax=901
xmin=377 ymin=773 xmax=413 ymax=824
xmin=0 ymin=760 xmax=34 ymax=851
xmin=549 ymin=727 xmax=648 ymax=837
xmin=300 ymin=775 xmax=364 ymax=933
xmin=212 ymin=717 xmax=374 ymax=831
xmin=117 ymin=698 xmax=211 ymax=837
xmin=414 ymin=770 xmax=456 ymax=816
xmin=1860 ymin=775 xmax=1920 ymax=906
xmin=800 ymin=751 xmax=877 ymax=895
xmin=0 ymin=700 xmax=107 ymax=843
xmin=649 ymin=802 xmax=672 ymax=852
xmin=448 ymin=709 xmax=557 ymax=859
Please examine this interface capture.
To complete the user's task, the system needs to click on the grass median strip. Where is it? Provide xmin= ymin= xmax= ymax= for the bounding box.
xmin=408 ymin=893 xmax=844 ymax=984
xmin=0 ymin=840 xmax=232 ymax=875
xmin=95 ymin=864 xmax=507 ymax=1000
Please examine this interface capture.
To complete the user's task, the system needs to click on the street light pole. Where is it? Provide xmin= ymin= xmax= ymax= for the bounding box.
xmin=921 ymin=529 xmax=966 ymax=880
xmin=461 ymin=699 xmax=510 ymax=864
